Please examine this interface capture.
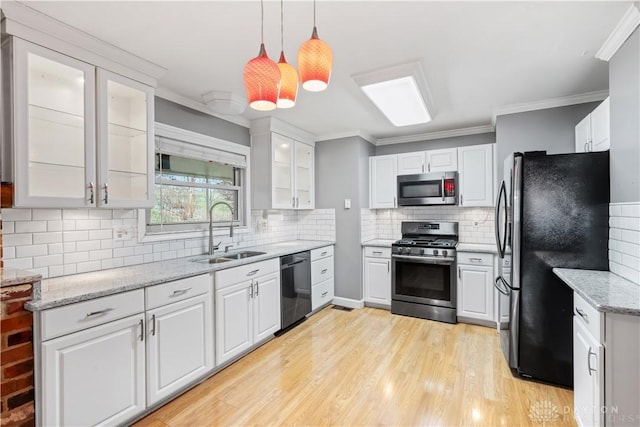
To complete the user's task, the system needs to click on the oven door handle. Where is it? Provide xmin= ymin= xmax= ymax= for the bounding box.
xmin=392 ymin=255 xmax=456 ymax=265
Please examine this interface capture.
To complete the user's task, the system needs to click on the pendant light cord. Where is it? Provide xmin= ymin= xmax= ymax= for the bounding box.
xmin=313 ymin=0 xmax=317 ymax=27
xmin=280 ymin=0 xmax=284 ymax=50
xmin=261 ymin=0 xmax=265 ymax=43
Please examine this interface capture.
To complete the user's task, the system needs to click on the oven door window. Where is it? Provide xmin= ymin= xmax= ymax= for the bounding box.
xmin=399 ymin=181 xmax=442 ymax=199
xmin=394 ymin=261 xmax=452 ymax=304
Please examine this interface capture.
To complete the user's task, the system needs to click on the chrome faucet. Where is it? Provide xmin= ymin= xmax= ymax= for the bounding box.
xmin=208 ymin=201 xmax=234 ymax=256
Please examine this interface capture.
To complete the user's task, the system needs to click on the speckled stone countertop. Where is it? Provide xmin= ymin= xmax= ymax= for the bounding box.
xmin=1 ymin=268 xmax=42 ymax=288
xmin=26 ymin=240 xmax=334 ymax=312
xmin=361 ymin=239 xmax=395 ymax=247
xmin=457 ymin=243 xmax=497 ymax=253
xmin=553 ymin=268 xmax=640 ymax=316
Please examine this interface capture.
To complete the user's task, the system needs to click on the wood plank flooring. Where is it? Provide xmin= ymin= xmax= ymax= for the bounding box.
xmin=134 ymin=307 xmax=576 ymax=427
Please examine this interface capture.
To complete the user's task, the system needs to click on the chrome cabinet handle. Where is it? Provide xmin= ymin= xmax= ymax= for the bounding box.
xmin=469 ymin=257 xmax=483 ymax=262
xmin=587 ymin=347 xmax=597 ymax=376
xmin=151 ymin=314 xmax=156 ymax=336
xmin=428 ymin=162 xmax=431 ymax=172
xmin=372 ymin=251 xmax=382 ymax=255
xmin=296 ymin=197 xmax=299 ymax=208
xmin=255 ymin=280 xmax=259 ymax=296
xmin=292 ymin=197 xmax=295 ymax=208
xmin=103 ymin=183 xmax=109 ymax=204
xmin=441 ymin=177 xmax=445 ymax=201
xmin=421 ymin=164 xmax=424 ymax=173
xmin=249 ymin=281 xmax=254 ymax=299
xmin=576 ymin=308 xmax=589 ymax=324
xmin=247 ymin=269 xmax=259 ymax=277
xmin=393 ymin=196 xmax=396 ymax=208
xmin=458 ymin=267 xmax=461 ymax=279
xmin=460 ymin=194 xmax=464 ymax=205
xmin=322 ymin=291 xmax=328 ymax=297
xmin=88 ymin=182 xmax=94 ymax=204
xmin=86 ymin=308 xmax=114 ymax=318
xmin=387 ymin=261 xmax=390 ymax=273
xmin=321 ymin=268 xmax=327 ymax=274
xmin=321 ymin=251 xmax=327 ymax=256
xmin=139 ymin=319 xmax=144 ymax=341
xmin=171 ymin=287 xmax=192 ymax=296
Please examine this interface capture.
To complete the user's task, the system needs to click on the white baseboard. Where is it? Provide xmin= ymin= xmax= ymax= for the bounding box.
xmin=332 ymin=297 xmax=364 ymax=309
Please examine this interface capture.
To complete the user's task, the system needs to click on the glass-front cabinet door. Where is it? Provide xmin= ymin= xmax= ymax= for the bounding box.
xmin=12 ymin=38 xmax=96 ymax=207
xmin=294 ymin=141 xmax=314 ymax=209
xmin=271 ymin=133 xmax=294 ymax=209
xmin=97 ymin=69 xmax=154 ymax=208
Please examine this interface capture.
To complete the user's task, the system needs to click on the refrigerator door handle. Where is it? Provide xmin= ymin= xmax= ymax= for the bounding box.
xmin=494 ymin=276 xmax=510 ymax=296
xmin=495 ymin=181 xmax=507 ymax=258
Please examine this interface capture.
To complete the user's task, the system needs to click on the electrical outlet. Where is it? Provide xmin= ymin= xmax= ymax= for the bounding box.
xmin=114 ymin=226 xmax=132 ymax=241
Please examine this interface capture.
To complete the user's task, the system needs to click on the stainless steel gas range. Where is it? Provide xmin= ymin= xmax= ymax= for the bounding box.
xmin=391 ymin=221 xmax=458 ymax=324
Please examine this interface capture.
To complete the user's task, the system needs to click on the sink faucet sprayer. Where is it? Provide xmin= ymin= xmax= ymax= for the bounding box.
xmin=208 ymin=201 xmax=234 ymax=256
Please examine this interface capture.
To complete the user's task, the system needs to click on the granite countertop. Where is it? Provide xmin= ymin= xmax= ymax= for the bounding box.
xmin=26 ymin=240 xmax=334 ymax=312
xmin=457 ymin=243 xmax=498 ymax=253
xmin=553 ymin=268 xmax=640 ymax=316
xmin=361 ymin=239 xmax=396 ymax=247
xmin=1 ymin=268 xmax=42 ymax=288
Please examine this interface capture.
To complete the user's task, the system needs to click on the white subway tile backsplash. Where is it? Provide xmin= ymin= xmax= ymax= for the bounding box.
xmin=609 ymin=202 xmax=640 ymax=285
xmin=63 ymin=231 xmax=89 ymax=242
xmin=64 ymin=252 xmax=89 ymax=264
xmin=3 ymin=247 xmax=15 ymax=260
xmin=32 ymin=232 xmax=63 ymax=245
xmin=47 ymin=221 xmax=63 ymax=232
xmin=49 ymin=265 xmax=64 ymax=277
xmin=76 ymin=240 xmax=102 ymax=252
xmin=89 ymin=229 xmax=113 ymax=240
xmin=3 ymin=233 xmax=33 ymax=246
xmin=63 ymin=265 xmax=77 ymax=275
xmin=76 ymin=261 xmax=101 ymax=274
xmin=63 ymin=242 xmax=76 ymax=253
xmin=2 ymin=221 xmax=15 ymax=234
xmin=113 ymin=247 xmax=134 ymax=258
xmin=16 ymin=244 xmax=48 ymax=258
xmin=88 ymin=210 xmax=113 ymax=220
xmin=63 ymin=209 xmax=89 ymax=220
xmin=1 ymin=209 xmax=32 ymax=221
xmin=15 ymin=221 xmax=47 ymax=233
xmin=4 ymin=258 xmax=33 ymax=270
xmin=75 ymin=219 xmax=101 ymax=230
xmin=48 ymin=243 xmax=63 ymax=255
xmin=124 ymin=255 xmax=144 ymax=266
xmin=32 ymin=209 xmax=62 ymax=221
xmin=33 ymin=254 xmax=63 ymax=268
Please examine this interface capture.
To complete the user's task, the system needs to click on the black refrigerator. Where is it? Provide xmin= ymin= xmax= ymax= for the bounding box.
xmin=494 ymin=151 xmax=609 ymax=387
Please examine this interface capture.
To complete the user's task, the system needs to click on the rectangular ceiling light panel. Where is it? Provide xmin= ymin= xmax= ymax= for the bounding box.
xmin=354 ymin=62 xmax=434 ymax=127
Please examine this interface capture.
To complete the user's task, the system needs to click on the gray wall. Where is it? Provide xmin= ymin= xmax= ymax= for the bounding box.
xmin=495 ymin=102 xmax=600 ymax=181
xmin=155 ymin=97 xmax=250 ymax=146
xmin=375 ymin=132 xmax=495 ymax=156
xmin=609 ymin=27 xmax=640 ymax=203
xmin=316 ymin=136 xmax=374 ymax=301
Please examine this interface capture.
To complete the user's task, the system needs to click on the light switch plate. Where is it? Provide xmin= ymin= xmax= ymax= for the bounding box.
xmin=344 ymin=199 xmax=351 ymax=209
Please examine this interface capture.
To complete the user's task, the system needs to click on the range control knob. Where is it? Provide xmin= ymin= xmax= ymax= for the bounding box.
xmin=443 ymin=250 xmax=448 ymax=258
xmin=419 ymin=249 xmax=425 ymax=255
xmin=433 ymin=249 xmax=439 ymax=256
xmin=397 ymin=247 xmax=403 ymax=254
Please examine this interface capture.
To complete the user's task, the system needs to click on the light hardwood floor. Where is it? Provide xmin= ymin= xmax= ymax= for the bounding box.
xmin=134 ymin=306 xmax=576 ymax=427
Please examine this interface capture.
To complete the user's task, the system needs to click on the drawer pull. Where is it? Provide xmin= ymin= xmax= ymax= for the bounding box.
xmin=321 ymin=251 xmax=327 ymax=256
xmin=139 ymin=319 xmax=144 ymax=341
xmin=469 ymin=258 xmax=483 ymax=262
xmin=576 ymin=308 xmax=589 ymax=324
xmin=255 ymin=280 xmax=259 ymax=297
xmin=171 ymin=287 xmax=192 ymax=296
xmin=372 ymin=251 xmax=383 ymax=255
xmin=151 ymin=314 xmax=157 ymax=336
xmin=322 ymin=291 xmax=328 ymax=297
xmin=85 ymin=308 xmax=114 ymax=318
xmin=321 ymin=269 xmax=328 ymax=274
xmin=247 ymin=269 xmax=259 ymax=277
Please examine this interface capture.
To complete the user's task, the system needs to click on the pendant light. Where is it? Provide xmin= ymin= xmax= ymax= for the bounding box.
xmin=277 ymin=0 xmax=298 ymax=108
xmin=244 ymin=0 xmax=281 ymax=111
xmin=298 ymin=0 xmax=333 ymax=92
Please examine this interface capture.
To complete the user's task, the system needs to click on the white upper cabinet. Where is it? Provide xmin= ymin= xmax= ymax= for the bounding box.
xmin=369 ymin=154 xmax=397 ymax=209
xmin=396 ymin=148 xmax=458 ymax=175
xmin=426 ymin=148 xmax=458 ymax=172
xmin=251 ymin=117 xmax=315 ymax=210
xmin=458 ymin=144 xmax=494 ymax=207
xmin=6 ymin=38 xmax=154 ymax=208
xmin=575 ymin=97 xmax=609 ymax=153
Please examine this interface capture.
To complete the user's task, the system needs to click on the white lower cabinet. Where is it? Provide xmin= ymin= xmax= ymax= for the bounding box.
xmin=42 ymin=313 xmax=146 ymax=426
xmin=215 ymin=259 xmax=281 ymax=365
xmin=363 ymin=246 xmax=391 ymax=308
xmin=574 ymin=317 xmax=603 ymax=427
xmin=146 ymin=293 xmax=213 ymax=406
xmin=311 ymin=246 xmax=334 ymax=311
xmin=457 ymin=252 xmax=495 ymax=325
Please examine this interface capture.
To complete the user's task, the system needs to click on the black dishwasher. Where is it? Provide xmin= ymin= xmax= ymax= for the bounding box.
xmin=279 ymin=251 xmax=312 ymax=331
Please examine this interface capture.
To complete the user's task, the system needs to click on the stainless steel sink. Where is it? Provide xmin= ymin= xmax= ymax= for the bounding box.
xmin=194 ymin=251 xmax=267 ymax=264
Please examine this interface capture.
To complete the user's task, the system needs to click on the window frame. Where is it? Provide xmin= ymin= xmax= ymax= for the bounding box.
xmin=138 ymin=123 xmax=251 ymax=243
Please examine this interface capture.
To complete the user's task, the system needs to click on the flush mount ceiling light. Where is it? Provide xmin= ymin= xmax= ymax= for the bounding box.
xmin=277 ymin=0 xmax=298 ymax=108
xmin=202 ymin=91 xmax=246 ymax=115
xmin=298 ymin=0 xmax=333 ymax=92
xmin=244 ymin=0 xmax=281 ymax=111
xmin=352 ymin=62 xmax=435 ymax=127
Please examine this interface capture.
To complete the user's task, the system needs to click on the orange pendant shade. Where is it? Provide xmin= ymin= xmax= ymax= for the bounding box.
xmin=277 ymin=51 xmax=298 ymax=109
xmin=298 ymin=27 xmax=332 ymax=92
xmin=244 ymin=43 xmax=281 ymax=111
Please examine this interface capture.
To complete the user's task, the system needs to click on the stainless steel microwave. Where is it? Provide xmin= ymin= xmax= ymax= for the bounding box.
xmin=397 ymin=172 xmax=458 ymax=206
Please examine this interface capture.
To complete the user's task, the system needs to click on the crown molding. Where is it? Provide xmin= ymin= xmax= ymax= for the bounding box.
xmin=596 ymin=5 xmax=640 ymax=61
xmin=155 ymin=87 xmax=251 ymax=128
xmin=375 ymin=125 xmax=494 ymax=146
xmin=491 ymin=90 xmax=609 ymax=125
xmin=315 ymin=130 xmax=377 ymax=145
xmin=1 ymin=0 xmax=166 ymax=86
xmin=249 ymin=117 xmax=316 ymax=145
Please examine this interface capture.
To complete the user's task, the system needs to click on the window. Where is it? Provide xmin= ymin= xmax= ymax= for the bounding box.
xmin=144 ymin=124 xmax=249 ymax=236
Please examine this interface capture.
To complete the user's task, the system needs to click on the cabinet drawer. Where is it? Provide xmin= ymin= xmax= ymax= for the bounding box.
xmin=41 ymin=290 xmax=144 ymax=341
xmin=458 ymin=252 xmax=493 ymax=266
xmin=574 ymin=292 xmax=603 ymax=342
xmin=311 ymin=256 xmax=334 ymax=285
xmin=364 ymin=246 xmax=391 ymax=258
xmin=145 ymin=274 xmax=212 ymax=310
xmin=214 ymin=258 xmax=279 ymax=290
xmin=312 ymin=278 xmax=334 ymax=311
xmin=311 ymin=245 xmax=333 ymax=261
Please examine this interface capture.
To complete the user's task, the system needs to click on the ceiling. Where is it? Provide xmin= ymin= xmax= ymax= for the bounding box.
xmin=20 ymin=1 xmax=631 ymax=142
